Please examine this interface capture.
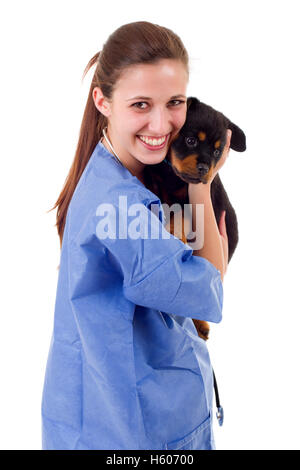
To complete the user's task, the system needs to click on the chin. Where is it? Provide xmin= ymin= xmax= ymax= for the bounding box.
xmin=142 ymin=154 xmax=166 ymax=165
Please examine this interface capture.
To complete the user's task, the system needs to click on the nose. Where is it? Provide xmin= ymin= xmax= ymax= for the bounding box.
xmin=147 ymin=107 xmax=171 ymax=136
xmin=197 ymin=162 xmax=209 ymax=176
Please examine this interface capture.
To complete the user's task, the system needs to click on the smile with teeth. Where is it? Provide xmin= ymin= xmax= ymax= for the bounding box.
xmin=138 ymin=134 xmax=168 ymax=146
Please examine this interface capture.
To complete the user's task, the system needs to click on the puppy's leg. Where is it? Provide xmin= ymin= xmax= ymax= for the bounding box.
xmin=192 ymin=319 xmax=210 ymax=341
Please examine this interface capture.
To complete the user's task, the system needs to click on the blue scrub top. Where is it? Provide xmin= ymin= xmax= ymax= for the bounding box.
xmin=41 ymin=140 xmax=223 ymax=450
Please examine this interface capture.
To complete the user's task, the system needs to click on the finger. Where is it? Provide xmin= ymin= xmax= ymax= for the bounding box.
xmin=219 ymin=130 xmax=231 ymax=163
xmin=218 ymin=211 xmax=228 ymax=238
xmin=226 ymin=129 xmax=232 ymax=148
xmin=223 ymin=129 xmax=232 ymax=157
xmin=212 ymin=130 xmax=232 ymax=177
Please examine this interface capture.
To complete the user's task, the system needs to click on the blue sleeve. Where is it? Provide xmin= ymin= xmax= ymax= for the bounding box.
xmin=93 ymin=190 xmax=223 ymax=323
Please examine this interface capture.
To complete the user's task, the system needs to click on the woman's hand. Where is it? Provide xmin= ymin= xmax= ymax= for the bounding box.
xmin=188 ymin=129 xmax=232 ymax=200
xmin=208 ymin=129 xmax=232 ymax=184
xmin=214 ymin=130 xmax=231 ymax=274
xmin=188 ymin=129 xmax=232 ymax=280
xmin=218 ymin=210 xmax=228 ymax=275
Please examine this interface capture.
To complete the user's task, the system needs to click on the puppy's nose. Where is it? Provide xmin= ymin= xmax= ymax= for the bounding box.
xmin=197 ymin=162 xmax=209 ymax=176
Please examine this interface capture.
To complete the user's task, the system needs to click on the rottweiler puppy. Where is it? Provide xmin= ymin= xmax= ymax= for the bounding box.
xmin=144 ymin=96 xmax=246 ymax=340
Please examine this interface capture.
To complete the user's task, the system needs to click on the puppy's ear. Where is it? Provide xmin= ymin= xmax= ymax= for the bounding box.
xmin=186 ymin=96 xmax=200 ymax=111
xmin=227 ymin=121 xmax=246 ymax=152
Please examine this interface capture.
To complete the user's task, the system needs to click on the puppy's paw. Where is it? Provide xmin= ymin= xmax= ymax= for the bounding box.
xmin=192 ymin=319 xmax=210 ymax=341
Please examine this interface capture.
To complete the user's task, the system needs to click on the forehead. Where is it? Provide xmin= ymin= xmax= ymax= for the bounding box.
xmin=114 ymin=59 xmax=188 ymax=98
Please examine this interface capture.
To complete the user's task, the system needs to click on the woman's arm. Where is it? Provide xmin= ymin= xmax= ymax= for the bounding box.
xmin=189 ymin=184 xmax=225 ymax=280
xmin=188 ymin=129 xmax=232 ymax=281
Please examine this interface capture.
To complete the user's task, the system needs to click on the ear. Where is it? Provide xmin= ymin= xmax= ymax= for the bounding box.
xmin=186 ymin=96 xmax=200 ymax=111
xmin=227 ymin=121 xmax=246 ymax=152
xmin=93 ymin=86 xmax=111 ymax=117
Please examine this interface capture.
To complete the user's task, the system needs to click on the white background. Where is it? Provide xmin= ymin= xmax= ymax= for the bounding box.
xmin=1 ymin=0 xmax=299 ymax=450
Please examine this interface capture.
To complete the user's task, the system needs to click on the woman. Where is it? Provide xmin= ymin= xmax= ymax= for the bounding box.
xmin=41 ymin=21 xmax=230 ymax=450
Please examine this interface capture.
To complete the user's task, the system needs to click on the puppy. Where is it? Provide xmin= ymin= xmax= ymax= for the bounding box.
xmin=144 ymin=96 xmax=246 ymax=340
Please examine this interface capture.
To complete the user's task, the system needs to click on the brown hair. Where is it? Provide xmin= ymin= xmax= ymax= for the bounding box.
xmin=48 ymin=21 xmax=189 ymax=248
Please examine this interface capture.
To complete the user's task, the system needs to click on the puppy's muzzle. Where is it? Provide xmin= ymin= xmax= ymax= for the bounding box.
xmin=197 ymin=162 xmax=209 ymax=176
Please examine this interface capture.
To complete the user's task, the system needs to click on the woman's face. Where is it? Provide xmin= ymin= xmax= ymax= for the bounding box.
xmin=93 ymin=59 xmax=188 ymax=178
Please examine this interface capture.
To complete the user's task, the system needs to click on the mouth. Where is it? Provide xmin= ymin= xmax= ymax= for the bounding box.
xmin=171 ymin=165 xmax=207 ymax=184
xmin=137 ymin=133 xmax=171 ymax=150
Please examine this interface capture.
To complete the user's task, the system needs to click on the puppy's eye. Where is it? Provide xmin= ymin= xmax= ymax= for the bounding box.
xmin=185 ymin=136 xmax=198 ymax=147
xmin=214 ymin=149 xmax=220 ymax=158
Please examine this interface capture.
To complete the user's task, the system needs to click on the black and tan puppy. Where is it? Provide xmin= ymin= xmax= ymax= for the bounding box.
xmin=144 ymin=96 xmax=246 ymax=340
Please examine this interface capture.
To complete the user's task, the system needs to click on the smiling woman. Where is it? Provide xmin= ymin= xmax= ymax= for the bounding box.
xmin=42 ymin=20 xmax=224 ymax=451
xmin=92 ymin=58 xmax=188 ymax=177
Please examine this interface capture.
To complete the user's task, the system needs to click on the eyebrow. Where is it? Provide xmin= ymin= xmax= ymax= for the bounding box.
xmin=126 ymin=94 xmax=186 ymax=101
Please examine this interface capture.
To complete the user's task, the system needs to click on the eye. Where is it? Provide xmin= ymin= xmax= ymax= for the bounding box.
xmin=132 ymin=100 xmax=185 ymax=110
xmin=169 ymin=100 xmax=185 ymax=106
xmin=132 ymin=102 xmax=148 ymax=109
xmin=185 ymin=136 xmax=198 ymax=148
xmin=214 ymin=149 xmax=220 ymax=158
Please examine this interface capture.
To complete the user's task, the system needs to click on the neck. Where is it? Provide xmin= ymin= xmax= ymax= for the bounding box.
xmin=101 ymin=130 xmax=146 ymax=185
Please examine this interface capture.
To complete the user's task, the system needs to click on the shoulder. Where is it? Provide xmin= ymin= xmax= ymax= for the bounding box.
xmin=75 ymin=142 xmax=160 ymax=206
xmin=67 ymin=141 xmax=163 ymax=242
